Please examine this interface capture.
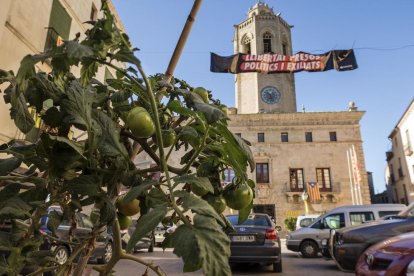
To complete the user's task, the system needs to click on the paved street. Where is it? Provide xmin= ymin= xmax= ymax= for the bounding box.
xmin=91 ymin=240 xmax=352 ymax=276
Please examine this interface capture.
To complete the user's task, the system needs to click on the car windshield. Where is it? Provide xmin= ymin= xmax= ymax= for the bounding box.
xmin=227 ymin=214 xmax=271 ymax=227
xmin=398 ymin=202 xmax=414 ymax=218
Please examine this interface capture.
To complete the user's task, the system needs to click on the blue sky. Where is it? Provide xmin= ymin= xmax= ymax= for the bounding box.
xmin=112 ymin=1 xmax=414 ymax=193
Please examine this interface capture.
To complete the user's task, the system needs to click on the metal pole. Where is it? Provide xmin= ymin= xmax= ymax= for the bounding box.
xmin=164 ymin=0 xmax=204 ymax=83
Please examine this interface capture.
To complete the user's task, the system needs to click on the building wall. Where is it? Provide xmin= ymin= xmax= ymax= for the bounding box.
xmin=386 ymin=99 xmax=414 ymax=204
xmin=0 ymin=0 xmax=123 ymax=144
xmin=228 ymin=110 xmax=370 ymax=229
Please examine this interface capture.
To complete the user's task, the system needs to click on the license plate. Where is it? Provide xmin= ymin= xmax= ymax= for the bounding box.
xmin=232 ymin=235 xmax=255 ymax=242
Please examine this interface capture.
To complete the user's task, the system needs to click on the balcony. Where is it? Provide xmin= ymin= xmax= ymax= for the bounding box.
xmin=386 ymin=151 xmax=394 ymax=161
xmin=404 ymin=144 xmax=413 ymax=156
xmin=284 ymin=182 xmax=341 ymax=203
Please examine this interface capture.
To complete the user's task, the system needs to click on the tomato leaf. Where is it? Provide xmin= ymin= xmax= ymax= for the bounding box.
xmin=238 ymin=200 xmax=253 ymax=224
xmin=175 ymin=191 xmax=224 ymax=225
xmin=3 ymin=85 xmax=35 ymax=134
xmin=126 ymin=205 xmax=167 ymax=253
xmin=63 ymin=175 xmax=101 ymax=197
xmin=0 ymin=197 xmax=32 ymax=220
xmin=92 ymin=109 xmax=129 ymax=160
xmin=173 ymin=174 xmax=214 ymax=196
xmin=0 ymin=157 xmax=22 ymax=176
xmin=123 ymin=179 xmax=158 ymax=203
xmin=171 ymin=214 xmax=231 ymax=276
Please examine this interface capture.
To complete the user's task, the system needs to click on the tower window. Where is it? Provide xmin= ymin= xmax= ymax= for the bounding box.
xmin=263 ymin=32 xmax=272 ymax=53
xmin=282 ymin=43 xmax=288 ymax=55
xmin=281 ymin=132 xmax=288 ymax=142
xmin=242 ymin=36 xmax=252 ymax=54
xmin=305 ymin=132 xmax=313 ymax=142
xmin=258 ymin=133 xmax=265 ymax=143
xmin=329 ymin=131 xmax=337 ymax=142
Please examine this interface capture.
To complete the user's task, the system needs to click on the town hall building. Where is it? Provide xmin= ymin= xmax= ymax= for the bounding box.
xmin=226 ymin=2 xmax=371 ymax=227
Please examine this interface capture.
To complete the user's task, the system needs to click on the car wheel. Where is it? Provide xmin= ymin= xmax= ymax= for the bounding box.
xmin=300 ymin=240 xmax=318 ymax=258
xmin=53 ymin=246 xmax=69 ymax=265
xmin=98 ymin=242 xmax=113 ymax=264
xmin=273 ymin=260 xmax=282 ymax=272
xmin=148 ymin=236 xmax=155 ymax=253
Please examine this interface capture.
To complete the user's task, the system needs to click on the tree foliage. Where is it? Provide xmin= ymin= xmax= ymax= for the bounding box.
xmin=0 ymin=1 xmax=255 ymax=275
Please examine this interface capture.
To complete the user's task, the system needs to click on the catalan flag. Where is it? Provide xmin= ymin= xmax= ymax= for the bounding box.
xmin=307 ymin=182 xmax=321 ymax=202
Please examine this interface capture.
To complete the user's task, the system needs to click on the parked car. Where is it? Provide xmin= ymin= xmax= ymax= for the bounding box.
xmin=226 ymin=213 xmax=282 ymax=273
xmin=330 ymin=202 xmax=414 ymax=271
xmin=39 ymin=207 xmax=114 ymax=265
xmin=355 ymin=231 xmax=414 ymax=276
xmin=286 ymin=204 xmax=405 ymax=258
xmin=295 ymin=214 xmax=320 ymax=230
xmin=121 ymin=219 xmax=155 ymax=252
xmin=154 ymin=223 xmax=176 ymax=246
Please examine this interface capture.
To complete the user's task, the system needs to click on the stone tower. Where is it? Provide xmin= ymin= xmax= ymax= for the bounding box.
xmin=234 ymin=2 xmax=296 ymax=114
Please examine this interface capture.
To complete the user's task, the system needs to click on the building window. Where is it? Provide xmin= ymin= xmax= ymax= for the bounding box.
xmin=389 ymin=164 xmax=395 ymax=184
xmin=45 ymin=0 xmax=72 ymax=50
xmin=256 ymin=163 xmax=269 ymax=183
xmin=281 ymin=132 xmax=288 ymax=142
xmin=305 ymin=132 xmax=313 ymax=142
xmin=242 ymin=35 xmax=251 ymax=54
xmin=258 ymin=132 xmax=265 ymax=142
xmin=394 ymin=188 xmax=399 ymax=203
xmin=223 ymin=168 xmax=235 ymax=184
xmin=329 ymin=131 xmax=337 ymax=142
xmin=282 ymin=43 xmax=288 ymax=55
xmin=90 ymin=3 xmax=98 ymax=21
xmin=235 ymin=133 xmax=241 ymax=137
xmin=316 ymin=168 xmax=331 ymax=191
xmin=263 ymin=32 xmax=272 ymax=53
xmin=398 ymin=158 xmax=404 ymax=177
xmin=290 ymin=169 xmax=304 ymax=191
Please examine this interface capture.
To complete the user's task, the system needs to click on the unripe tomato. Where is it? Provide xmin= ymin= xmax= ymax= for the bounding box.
xmin=193 ymin=87 xmax=209 ymax=103
xmin=203 ymin=193 xmax=227 ymax=214
xmin=223 ymin=183 xmax=253 ymax=210
xmin=116 ymin=195 xmax=140 ymax=216
xmin=153 ymin=129 xmax=176 ymax=148
xmin=117 ymin=212 xmax=132 ymax=230
xmin=126 ymin=107 xmax=155 ymax=138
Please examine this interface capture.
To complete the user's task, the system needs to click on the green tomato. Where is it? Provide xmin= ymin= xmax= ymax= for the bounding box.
xmin=153 ymin=129 xmax=176 ymax=148
xmin=126 ymin=107 xmax=155 ymax=138
xmin=116 ymin=195 xmax=140 ymax=216
xmin=223 ymin=183 xmax=253 ymax=210
xmin=193 ymin=87 xmax=209 ymax=103
xmin=117 ymin=212 xmax=132 ymax=230
xmin=203 ymin=193 xmax=227 ymax=214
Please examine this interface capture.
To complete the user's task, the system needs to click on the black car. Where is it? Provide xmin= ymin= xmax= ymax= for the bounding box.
xmin=226 ymin=213 xmax=282 ymax=273
xmin=330 ymin=202 xmax=414 ymax=271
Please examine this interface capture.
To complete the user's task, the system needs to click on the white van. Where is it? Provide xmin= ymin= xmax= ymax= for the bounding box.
xmin=286 ymin=204 xmax=405 ymax=258
xmin=295 ymin=214 xmax=320 ymax=230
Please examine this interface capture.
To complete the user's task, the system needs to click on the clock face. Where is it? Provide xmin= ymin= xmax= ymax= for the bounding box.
xmin=261 ymin=86 xmax=281 ymax=104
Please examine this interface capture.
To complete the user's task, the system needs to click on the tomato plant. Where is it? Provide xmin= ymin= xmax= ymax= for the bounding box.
xmin=0 ymin=1 xmax=255 ymax=276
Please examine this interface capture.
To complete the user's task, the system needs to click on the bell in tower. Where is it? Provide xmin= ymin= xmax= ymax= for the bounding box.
xmin=234 ymin=2 xmax=297 ymax=114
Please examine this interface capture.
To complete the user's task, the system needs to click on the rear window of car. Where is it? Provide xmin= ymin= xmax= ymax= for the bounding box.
xmin=379 ymin=210 xmax=400 ymax=218
xmin=350 ymin=212 xmax=375 ymax=225
xmin=227 ymin=215 xmax=271 ymax=227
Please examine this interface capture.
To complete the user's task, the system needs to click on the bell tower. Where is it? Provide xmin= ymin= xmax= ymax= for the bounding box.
xmin=234 ymin=2 xmax=297 ymax=114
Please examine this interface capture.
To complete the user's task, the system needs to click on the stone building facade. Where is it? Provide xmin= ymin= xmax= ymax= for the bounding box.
xmin=0 ymin=0 xmax=123 ymax=144
xmin=386 ymin=99 xmax=414 ymax=204
xmin=227 ymin=2 xmax=370 ymax=228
